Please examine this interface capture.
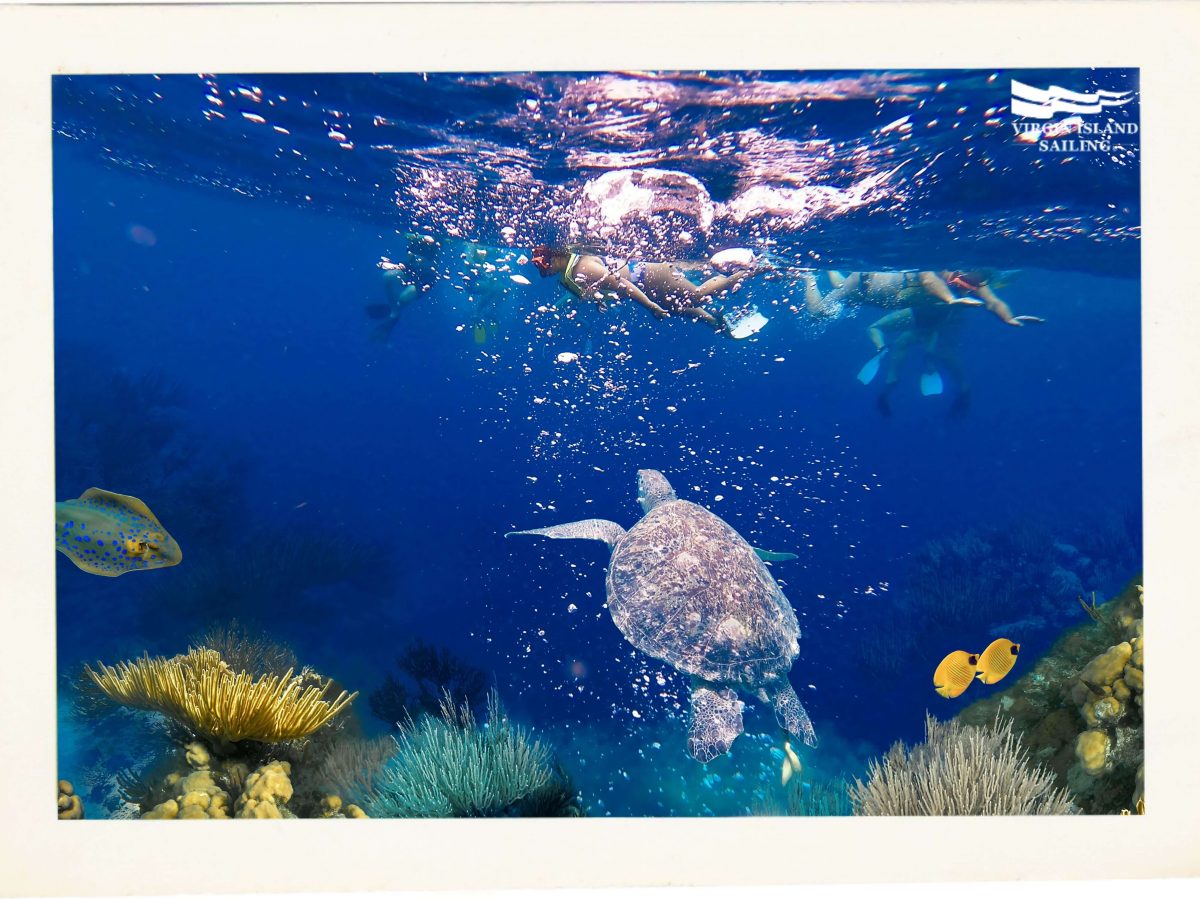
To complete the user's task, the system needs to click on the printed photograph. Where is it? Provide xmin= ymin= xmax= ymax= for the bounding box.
xmin=52 ymin=68 xmax=1141 ymax=820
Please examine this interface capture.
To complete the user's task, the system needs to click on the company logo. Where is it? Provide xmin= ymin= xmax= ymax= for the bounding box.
xmin=1010 ymin=79 xmax=1138 ymax=153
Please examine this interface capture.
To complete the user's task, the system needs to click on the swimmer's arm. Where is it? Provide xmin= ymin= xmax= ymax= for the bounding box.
xmin=803 ymin=272 xmax=843 ymax=317
xmin=920 ymin=271 xmax=983 ymax=306
xmin=974 ymin=284 xmax=1045 ymax=326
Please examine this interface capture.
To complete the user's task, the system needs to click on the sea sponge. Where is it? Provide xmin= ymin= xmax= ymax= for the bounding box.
xmin=1075 ymin=730 xmax=1109 ymax=776
xmin=345 ymin=804 xmax=368 ymax=818
xmin=144 ymin=798 xmax=180 ymax=819
xmin=1079 ymin=642 xmax=1132 ymax=686
xmin=185 ymin=741 xmax=211 ymax=769
xmin=235 ymin=761 xmax=294 ymax=819
xmin=320 ymin=795 xmax=343 ymax=818
xmin=1124 ymin=665 xmax=1143 ymax=693
xmin=57 ymin=780 xmax=84 ymax=820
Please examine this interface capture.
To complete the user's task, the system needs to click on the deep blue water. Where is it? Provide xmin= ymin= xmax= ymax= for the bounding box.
xmin=53 ymin=70 xmax=1140 ymax=816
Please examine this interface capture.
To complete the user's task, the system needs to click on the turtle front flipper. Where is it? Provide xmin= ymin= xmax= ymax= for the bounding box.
xmin=686 ymin=683 xmax=745 ymax=763
xmin=752 ymin=547 xmax=798 ymax=562
xmin=771 ymin=680 xmax=817 ymax=748
xmin=505 ymin=519 xmax=626 ymax=548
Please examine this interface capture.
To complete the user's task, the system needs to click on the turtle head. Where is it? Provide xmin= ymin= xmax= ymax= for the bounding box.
xmin=636 ymin=469 xmax=676 ymax=513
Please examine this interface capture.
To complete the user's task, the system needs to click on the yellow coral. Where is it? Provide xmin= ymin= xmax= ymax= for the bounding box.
xmin=235 ymin=761 xmax=294 ymax=819
xmin=57 ymin=780 xmax=83 ymax=820
xmin=345 ymin=804 xmax=368 ymax=818
xmin=1124 ymin=665 xmax=1143 ymax=693
xmin=185 ymin=741 xmax=211 ymax=769
xmin=1075 ymin=730 xmax=1109 ymax=776
xmin=1079 ymin=642 xmax=1132 ymax=686
xmin=84 ymin=648 xmax=356 ymax=744
xmin=144 ymin=798 xmax=179 ymax=819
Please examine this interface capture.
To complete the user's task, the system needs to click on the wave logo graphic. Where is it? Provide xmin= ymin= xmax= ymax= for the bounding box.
xmin=1011 ymin=80 xmax=1135 ymax=120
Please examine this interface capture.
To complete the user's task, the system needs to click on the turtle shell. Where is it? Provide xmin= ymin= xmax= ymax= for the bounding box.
xmin=606 ymin=499 xmax=800 ymax=688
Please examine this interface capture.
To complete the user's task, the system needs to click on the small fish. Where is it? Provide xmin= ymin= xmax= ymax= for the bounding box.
xmin=933 ymin=650 xmax=979 ymax=699
xmin=975 ymin=638 xmax=1021 ymax=685
xmin=780 ymin=740 xmax=803 ymax=786
xmin=55 ymin=488 xmax=182 ymax=577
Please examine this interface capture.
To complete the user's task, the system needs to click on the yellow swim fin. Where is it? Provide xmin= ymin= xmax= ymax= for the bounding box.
xmin=473 ymin=323 xmax=488 ymax=345
xmin=781 ymin=740 xmax=802 ymax=786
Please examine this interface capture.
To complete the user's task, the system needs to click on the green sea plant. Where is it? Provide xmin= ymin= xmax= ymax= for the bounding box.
xmin=849 ymin=712 xmax=1076 ymax=815
xmin=363 ymin=689 xmax=580 ymax=818
xmin=755 ymin=776 xmax=853 ymax=817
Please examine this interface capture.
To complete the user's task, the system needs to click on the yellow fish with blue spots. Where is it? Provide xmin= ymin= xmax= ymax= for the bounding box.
xmin=55 ymin=488 xmax=182 ymax=576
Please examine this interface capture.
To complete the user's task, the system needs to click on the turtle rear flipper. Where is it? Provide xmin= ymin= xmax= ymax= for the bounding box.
xmin=771 ymin=681 xmax=817 ymax=748
xmin=505 ymin=519 xmax=626 ymax=548
xmin=686 ymin=683 xmax=745 ymax=763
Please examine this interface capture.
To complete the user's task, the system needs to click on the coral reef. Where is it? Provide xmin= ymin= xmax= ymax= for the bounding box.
xmin=139 ymin=742 xmax=236 ymax=819
xmin=84 ymin=647 xmax=357 ymax=748
xmin=364 ymin=690 xmax=581 ymax=818
xmin=189 ymin=620 xmax=299 ymax=679
xmin=57 ymin=780 xmax=84 ymax=819
xmin=134 ymin=744 xmax=307 ymax=820
xmin=368 ymin=639 xmax=489 ymax=725
xmin=306 ymin=734 xmax=397 ymax=808
xmin=956 ymin=576 xmax=1143 ymax=814
xmin=234 ymin=761 xmax=294 ymax=819
xmin=849 ymin=712 xmax=1075 ymax=815
xmin=318 ymin=795 xmax=368 ymax=818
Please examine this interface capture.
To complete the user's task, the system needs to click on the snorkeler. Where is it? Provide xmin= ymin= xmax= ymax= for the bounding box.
xmin=803 ymin=269 xmax=1044 ymax=328
xmin=529 ymin=245 xmax=762 ymax=335
xmin=859 ymin=303 xmax=972 ymax=418
xmin=365 ymin=232 xmax=444 ymax=342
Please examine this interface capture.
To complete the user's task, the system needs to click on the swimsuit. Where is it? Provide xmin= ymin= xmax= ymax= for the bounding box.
xmin=561 ymin=253 xmax=635 ymax=298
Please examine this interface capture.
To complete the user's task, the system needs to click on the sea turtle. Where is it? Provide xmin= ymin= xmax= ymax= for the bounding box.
xmin=507 ymin=469 xmax=815 ymax=762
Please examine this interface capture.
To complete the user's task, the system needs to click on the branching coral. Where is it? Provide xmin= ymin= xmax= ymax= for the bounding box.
xmin=849 ymin=713 xmax=1076 ymax=815
xmin=309 ymin=735 xmax=398 ymax=806
xmin=83 ymin=647 xmax=357 ymax=746
xmin=363 ymin=689 xmax=580 ymax=818
xmin=368 ymin=639 xmax=489 ymax=725
xmin=190 ymin=620 xmax=299 ymax=678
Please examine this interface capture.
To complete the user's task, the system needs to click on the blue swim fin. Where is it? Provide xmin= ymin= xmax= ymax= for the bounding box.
xmin=857 ymin=348 xmax=887 ymax=385
xmin=920 ymin=370 xmax=944 ymax=396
